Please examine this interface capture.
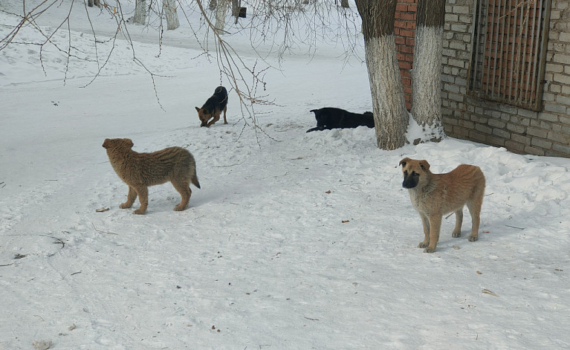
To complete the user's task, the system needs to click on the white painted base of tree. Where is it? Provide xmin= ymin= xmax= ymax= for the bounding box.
xmin=405 ymin=113 xmax=446 ymax=145
xmin=364 ymin=34 xmax=408 ymax=150
xmin=411 ymin=25 xmax=444 ymax=141
xmin=133 ymin=0 xmax=147 ymax=25
xmin=215 ymin=0 xmax=228 ymax=34
xmin=163 ymin=0 xmax=180 ymax=30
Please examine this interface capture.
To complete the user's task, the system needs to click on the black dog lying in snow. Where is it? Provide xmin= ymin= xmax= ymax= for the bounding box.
xmin=306 ymin=107 xmax=374 ymax=133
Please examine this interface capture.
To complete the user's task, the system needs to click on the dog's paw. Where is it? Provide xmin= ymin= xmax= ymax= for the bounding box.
xmin=173 ymin=205 xmax=187 ymax=211
xmin=133 ymin=208 xmax=146 ymax=215
xmin=418 ymin=241 xmax=429 ymax=248
xmin=423 ymin=247 xmax=436 ymax=253
xmin=119 ymin=203 xmax=132 ymax=209
xmin=452 ymin=231 xmax=461 ymax=238
xmin=468 ymin=235 xmax=478 ymax=242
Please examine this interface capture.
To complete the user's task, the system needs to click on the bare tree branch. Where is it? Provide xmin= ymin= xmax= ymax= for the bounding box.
xmin=1 ymin=0 xmax=362 ymax=144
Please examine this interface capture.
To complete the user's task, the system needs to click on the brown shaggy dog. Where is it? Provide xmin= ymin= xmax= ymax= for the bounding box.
xmin=399 ymin=158 xmax=485 ymax=253
xmin=103 ymin=138 xmax=201 ymax=214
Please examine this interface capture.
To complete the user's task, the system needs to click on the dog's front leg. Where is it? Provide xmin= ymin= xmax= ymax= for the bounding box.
xmin=207 ymin=114 xmax=220 ymax=127
xmin=133 ymin=186 xmax=149 ymax=215
xmin=120 ymin=186 xmax=138 ymax=209
xmin=222 ymin=106 xmax=228 ymax=124
xmin=418 ymin=213 xmax=430 ymax=248
xmin=425 ymin=215 xmax=442 ymax=253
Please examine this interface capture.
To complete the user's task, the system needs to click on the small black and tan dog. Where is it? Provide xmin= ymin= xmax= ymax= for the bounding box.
xmin=195 ymin=86 xmax=228 ymax=127
xmin=306 ymin=107 xmax=374 ymax=133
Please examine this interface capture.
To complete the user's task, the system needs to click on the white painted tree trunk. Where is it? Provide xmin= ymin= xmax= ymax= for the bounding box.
xmin=133 ymin=0 xmax=147 ymax=25
xmin=232 ymin=0 xmax=240 ymax=17
xmin=411 ymin=0 xmax=446 ymax=143
xmin=356 ymin=0 xmax=408 ymax=150
xmin=232 ymin=0 xmax=240 ymax=24
xmin=411 ymin=26 xmax=444 ymax=141
xmin=364 ymin=35 xmax=409 ymax=150
xmin=215 ymin=0 xmax=228 ymax=34
xmin=163 ymin=0 xmax=180 ymax=30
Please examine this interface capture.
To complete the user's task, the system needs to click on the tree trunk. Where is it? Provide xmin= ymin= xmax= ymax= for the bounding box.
xmin=232 ymin=0 xmax=240 ymax=17
xmin=341 ymin=0 xmax=350 ymax=8
xmin=133 ymin=0 xmax=147 ymax=25
xmin=232 ymin=0 xmax=240 ymax=24
xmin=163 ymin=0 xmax=180 ymax=30
xmin=215 ymin=0 xmax=228 ymax=34
xmin=355 ymin=0 xmax=408 ymax=150
xmin=411 ymin=0 xmax=446 ymax=142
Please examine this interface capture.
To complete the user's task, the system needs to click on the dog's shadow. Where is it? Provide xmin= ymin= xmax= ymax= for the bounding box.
xmin=144 ymin=186 xmax=228 ymax=214
xmin=433 ymin=213 xmax=526 ymax=252
xmin=187 ymin=188 xmax=228 ymax=208
xmin=425 ymin=214 xmax=487 ymax=252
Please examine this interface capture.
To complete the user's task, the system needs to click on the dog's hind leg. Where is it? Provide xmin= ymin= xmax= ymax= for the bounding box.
xmin=133 ymin=186 xmax=149 ymax=215
xmin=120 ymin=186 xmax=138 ymax=209
xmin=466 ymin=199 xmax=482 ymax=242
xmin=172 ymin=181 xmax=191 ymax=211
xmin=452 ymin=209 xmax=463 ymax=238
xmin=222 ymin=105 xmax=228 ymax=124
xmin=418 ymin=213 xmax=430 ymax=248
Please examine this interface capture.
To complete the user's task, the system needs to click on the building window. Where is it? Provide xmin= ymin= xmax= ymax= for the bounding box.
xmin=468 ymin=0 xmax=552 ymax=111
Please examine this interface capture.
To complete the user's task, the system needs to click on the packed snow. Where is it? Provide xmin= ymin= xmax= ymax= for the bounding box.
xmin=1 ymin=1 xmax=569 ymax=349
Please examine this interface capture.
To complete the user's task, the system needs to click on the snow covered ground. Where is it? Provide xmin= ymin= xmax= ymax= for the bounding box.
xmin=1 ymin=1 xmax=569 ymax=349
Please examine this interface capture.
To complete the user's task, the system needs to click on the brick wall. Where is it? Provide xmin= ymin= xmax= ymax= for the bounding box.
xmin=395 ymin=0 xmax=417 ymax=110
xmin=395 ymin=0 xmax=570 ymax=158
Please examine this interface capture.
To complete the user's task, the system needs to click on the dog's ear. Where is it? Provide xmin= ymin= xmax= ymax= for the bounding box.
xmin=419 ymin=160 xmax=430 ymax=171
xmin=195 ymin=107 xmax=201 ymax=112
xmin=399 ymin=157 xmax=411 ymax=167
xmin=124 ymin=138 xmax=134 ymax=148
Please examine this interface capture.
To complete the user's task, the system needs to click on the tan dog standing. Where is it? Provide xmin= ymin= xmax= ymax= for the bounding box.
xmin=103 ymin=138 xmax=201 ymax=214
xmin=399 ymin=158 xmax=485 ymax=253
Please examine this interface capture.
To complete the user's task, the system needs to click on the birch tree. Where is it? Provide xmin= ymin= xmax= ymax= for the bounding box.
xmin=355 ymin=0 xmax=408 ymax=150
xmin=411 ymin=0 xmax=446 ymax=141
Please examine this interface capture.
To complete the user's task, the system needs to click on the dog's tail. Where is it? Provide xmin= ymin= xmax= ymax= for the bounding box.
xmin=191 ymin=173 xmax=201 ymax=189
xmin=215 ymin=86 xmax=227 ymax=95
xmin=306 ymin=127 xmax=323 ymax=133
xmin=188 ymin=154 xmax=201 ymax=189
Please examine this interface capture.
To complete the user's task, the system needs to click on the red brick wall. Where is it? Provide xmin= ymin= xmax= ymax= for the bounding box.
xmin=395 ymin=0 xmax=417 ymax=110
